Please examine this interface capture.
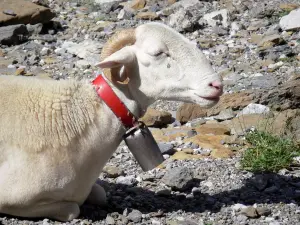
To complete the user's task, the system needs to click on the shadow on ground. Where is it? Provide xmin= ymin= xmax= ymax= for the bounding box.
xmin=79 ymin=172 xmax=300 ymax=221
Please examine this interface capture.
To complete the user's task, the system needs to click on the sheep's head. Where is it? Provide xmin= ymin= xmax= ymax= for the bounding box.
xmin=97 ymin=22 xmax=223 ymax=110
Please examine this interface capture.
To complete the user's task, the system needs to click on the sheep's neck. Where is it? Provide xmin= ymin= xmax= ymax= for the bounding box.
xmin=107 ymin=81 xmax=144 ymax=122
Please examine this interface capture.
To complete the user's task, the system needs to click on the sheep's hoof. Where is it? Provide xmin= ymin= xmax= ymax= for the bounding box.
xmin=86 ymin=183 xmax=107 ymax=206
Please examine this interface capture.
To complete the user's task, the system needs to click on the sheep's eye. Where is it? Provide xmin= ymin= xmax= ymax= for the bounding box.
xmin=153 ymin=51 xmax=164 ymax=57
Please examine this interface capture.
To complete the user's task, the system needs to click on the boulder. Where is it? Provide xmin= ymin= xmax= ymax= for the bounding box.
xmin=0 ymin=0 xmax=55 ymax=26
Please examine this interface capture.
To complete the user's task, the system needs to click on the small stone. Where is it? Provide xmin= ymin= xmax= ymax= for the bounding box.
xmin=256 ymin=207 xmax=271 ymax=216
xmin=241 ymin=206 xmax=259 ymax=218
xmin=3 ymin=9 xmax=17 ymax=16
xmin=203 ymin=9 xmax=229 ymax=28
xmin=15 ymin=68 xmax=26 ymax=75
xmin=214 ymin=108 xmax=235 ymax=121
xmin=232 ymin=203 xmax=247 ymax=211
xmin=129 ymin=0 xmax=146 ymax=10
xmin=136 ymin=12 xmax=159 ymax=20
xmin=103 ymin=166 xmax=124 ymax=178
xmin=161 ymin=167 xmax=193 ymax=191
xmin=40 ymin=47 xmax=51 ymax=56
xmin=117 ymin=8 xmax=134 ymax=20
xmin=156 ymin=189 xmax=171 ymax=196
xmin=106 ymin=215 xmax=115 ymax=225
xmin=187 ymin=129 xmax=197 ymax=138
xmin=237 ymin=103 xmax=270 ymax=116
xmin=158 ymin=143 xmax=175 ymax=155
xmin=182 ymin=148 xmax=194 ymax=154
xmin=127 ymin=209 xmax=142 ymax=223
xmin=116 ymin=175 xmax=137 ymax=186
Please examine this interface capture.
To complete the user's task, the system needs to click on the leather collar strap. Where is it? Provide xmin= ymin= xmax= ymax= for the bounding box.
xmin=92 ymin=74 xmax=137 ymax=129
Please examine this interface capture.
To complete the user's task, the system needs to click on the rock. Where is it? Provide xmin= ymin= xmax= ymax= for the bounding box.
xmin=103 ymin=166 xmax=124 ymax=178
xmin=129 ymin=0 xmax=146 ymax=10
xmin=214 ymin=108 xmax=235 ymax=121
xmin=203 ymin=9 xmax=229 ymax=28
xmin=15 ymin=68 xmax=26 ymax=75
xmin=26 ymin=23 xmax=43 ymax=35
xmin=187 ymin=129 xmax=197 ymax=138
xmin=280 ymin=8 xmax=300 ymax=31
xmin=161 ymin=167 xmax=194 ymax=191
xmin=105 ymin=215 xmax=115 ymax=225
xmin=279 ymin=3 xmax=299 ymax=11
xmin=156 ymin=188 xmax=171 ymax=196
xmin=187 ymin=118 xmax=206 ymax=127
xmin=185 ymin=134 xmax=233 ymax=158
xmin=116 ymin=175 xmax=137 ymax=186
xmin=258 ymin=34 xmax=285 ymax=47
xmin=0 ymin=24 xmax=29 ymax=45
xmin=195 ymin=123 xmax=231 ymax=135
xmin=75 ymin=60 xmax=90 ymax=70
xmin=0 ymin=0 xmax=55 ymax=26
xmin=136 ymin=12 xmax=159 ymax=20
xmin=260 ymin=74 xmax=300 ymax=110
xmin=140 ymin=108 xmax=172 ymax=127
xmin=167 ymin=0 xmax=177 ymax=5
xmin=237 ymin=103 xmax=270 ymax=116
xmin=206 ymin=91 xmax=256 ymax=116
xmin=128 ymin=209 xmax=142 ymax=223
xmin=171 ymin=151 xmax=203 ymax=160
xmin=252 ymin=174 xmax=268 ymax=191
xmin=240 ymin=206 xmax=259 ymax=218
xmin=158 ymin=143 xmax=175 ymax=155
xmin=176 ymin=103 xmax=207 ymax=123
xmin=256 ymin=207 xmax=271 ymax=216
xmin=61 ymin=39 xmax=103 ymax=66
xmin=222 ymin=114 xmax=268 ymax=136
xmin=117 ymin=8 xmax=134 ymax=20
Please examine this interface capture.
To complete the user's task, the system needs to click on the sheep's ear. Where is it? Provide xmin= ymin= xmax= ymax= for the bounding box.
xmin=96 ymin=46 xmax=136 ymax=68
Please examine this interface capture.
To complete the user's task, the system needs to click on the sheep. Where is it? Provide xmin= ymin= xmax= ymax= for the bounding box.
xmin=0 ymin=22 xmax=223 ymax=221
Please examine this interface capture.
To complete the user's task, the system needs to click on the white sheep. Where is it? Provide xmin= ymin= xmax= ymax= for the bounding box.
xmin=0 ymin=22 xmax=223 ymax=221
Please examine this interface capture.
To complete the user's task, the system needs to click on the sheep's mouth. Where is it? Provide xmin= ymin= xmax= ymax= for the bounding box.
xmin=194 ymin=93 xmax=220 ymax=102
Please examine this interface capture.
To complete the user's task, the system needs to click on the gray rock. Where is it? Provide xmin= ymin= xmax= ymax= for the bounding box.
xmin=106 ymin=215 xmax=115 ymax=225
xmin=203 ymin=9 xmax=229 ymax=28
xmin=117 ymin=8 xmax=134 ymax=20
xmin=127 ymin=209 xmax=142 ymax=223
xmin=252 ymin=174 xmax=268 ymax=191
xmin=187 ymin=129 xmax=197 ymax=138
xmin=214 ymin=108 xmax=235 ymax=121
xmin=103 ymin=165 xmax=124 ymax=178
xmin=280 ymin=8 xmax=300 ymax=31
xmin=116 ymin=175 xmax=137 ymax=186
xmin=26 ymin=23 xmax=43 ymax=35
xmin=162 ymin=167 xmax=193 ymax=190
xmin=158 ymin=143 xmax=175 ymax=155
xmin=61 ymin=39 xmax=103 ymax=65
xmin=155 ymin=189 xmax=171 ymax=196
xmin=237 ymin=103 xmax=270 ymax=116
xmin=0 ymin=24 xmax=29 ymax=45
xmin=256 ymin=207 xmax=271 ymax=216
xmin=240 ymin=206 xmax=259 ymax=218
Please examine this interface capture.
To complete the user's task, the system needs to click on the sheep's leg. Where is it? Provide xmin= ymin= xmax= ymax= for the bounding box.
xmin=9 ymin=202 xmax=80 ymax=222
xmin=85 ymin=183 xmax=107 ymax=206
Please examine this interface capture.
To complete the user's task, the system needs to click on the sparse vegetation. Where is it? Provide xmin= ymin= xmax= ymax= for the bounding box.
xmin=241 ymin=130 xmax=300 ymax=172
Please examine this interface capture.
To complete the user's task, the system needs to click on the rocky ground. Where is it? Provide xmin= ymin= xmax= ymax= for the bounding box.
xmin=1 ymin=0 xmax=300 ymax=224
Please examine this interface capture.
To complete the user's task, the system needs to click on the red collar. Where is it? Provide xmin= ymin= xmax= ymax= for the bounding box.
xmin=92 ymin=74 xmax=137 ymax=129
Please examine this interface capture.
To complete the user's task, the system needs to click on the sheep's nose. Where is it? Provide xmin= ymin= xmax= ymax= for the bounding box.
xmin=209 ymin=80 xmax=223 ymax=94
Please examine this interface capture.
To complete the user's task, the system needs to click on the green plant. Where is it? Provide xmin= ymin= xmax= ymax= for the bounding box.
xmin=241 ymin=130 xmax=300 ymax=172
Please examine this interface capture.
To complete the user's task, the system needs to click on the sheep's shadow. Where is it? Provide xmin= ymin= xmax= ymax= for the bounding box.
xmin=80 ymin=172 xmax=300 ymax=220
